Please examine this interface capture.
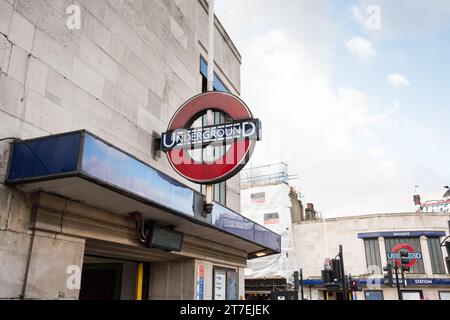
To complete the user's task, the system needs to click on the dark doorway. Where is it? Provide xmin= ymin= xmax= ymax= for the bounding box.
xmin=335 ymin=292 xmax=345 ymax=300
xmin=323 ymin=290 xmax=345 ymax=300
xmin=79 ymin=263 xmax=122 ymax=300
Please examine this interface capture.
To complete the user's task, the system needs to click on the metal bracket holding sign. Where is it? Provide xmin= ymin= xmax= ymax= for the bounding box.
xmin=151 ymin=131 xmax=162 ymax=160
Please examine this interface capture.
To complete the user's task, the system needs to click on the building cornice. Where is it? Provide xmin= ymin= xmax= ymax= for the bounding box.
xmin=197 ymin=0 xmax=242 ymax=64
xmin=296 ymin=212 xmax=450 ymax=225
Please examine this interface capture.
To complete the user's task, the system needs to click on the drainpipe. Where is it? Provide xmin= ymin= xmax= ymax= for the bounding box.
xmin=207 ymin=0 xmax=215 ymax=93
xmin=204 ymin=0 xmax=215 ymax=214
xmin=21 ymin=195 xmax=39 ymax=299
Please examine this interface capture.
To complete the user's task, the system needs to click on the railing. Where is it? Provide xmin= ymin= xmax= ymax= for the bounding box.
xmin=240 ymin=162 xmax=290 ymax=188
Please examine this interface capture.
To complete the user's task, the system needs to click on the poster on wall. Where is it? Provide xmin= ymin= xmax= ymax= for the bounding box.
xmin=214 ymin=269 xmax=226 ymax=300
xmin=196 ymin=265 xmax=205 ymax=300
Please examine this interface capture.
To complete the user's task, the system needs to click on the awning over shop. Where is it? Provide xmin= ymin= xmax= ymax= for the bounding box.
xmin=5 ymin=130 xmax=281 ymax=258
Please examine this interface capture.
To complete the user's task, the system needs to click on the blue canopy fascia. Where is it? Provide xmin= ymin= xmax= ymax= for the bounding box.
xmin=6 ymin=130 xmax=281 ymax=256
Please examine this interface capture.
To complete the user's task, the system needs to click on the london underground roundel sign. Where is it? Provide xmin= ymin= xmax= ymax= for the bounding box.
xmin=160 ymin=92 xmax=261 ymax=184
xmin=387 ymin=243 xmax=422 ymax=268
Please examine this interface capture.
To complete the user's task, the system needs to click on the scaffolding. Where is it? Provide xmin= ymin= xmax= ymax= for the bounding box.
xmin=240 ymin=162 xmax=294 ymax=189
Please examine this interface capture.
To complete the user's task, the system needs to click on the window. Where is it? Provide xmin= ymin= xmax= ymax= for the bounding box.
xmin=201 ymin=112 xmax=227 ymax=206
xmin=384 ymin=237 xmax=425 ymax=274
xmin=199 ymin=57 xmax=230 ymax=206
xmin=199 ymin=113 xmax=227 ymax=205
xmin=213 ymin=267 xmax=238 ymax=300
xmin=200 ymin=57 xmax=229 ymax=93
xmin=364 ymin=290 xmax=384 ymax=300
xmin=427 ymin=237 xmax=446 ymax=274
xmin=363 ymin=238 xmax=382 ymax=272
xmin=251 ymin=192 xmax=266 ymax=204
xmin=212 ymin=112 xmax=227 ymax=205
xmin=226 ymin=270 xmax=239 ymax=300
xmin=401 ymin=290 xmax=423 ymax=300
xmin=264 ymin=213 xmax=279 ymax=225
xmin=439 ymin=291 xmax=450 ymax=300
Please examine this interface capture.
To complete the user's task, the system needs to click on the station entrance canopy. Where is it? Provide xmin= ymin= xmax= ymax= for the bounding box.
xmin=5 ymin=130 xmax=281 ymax=258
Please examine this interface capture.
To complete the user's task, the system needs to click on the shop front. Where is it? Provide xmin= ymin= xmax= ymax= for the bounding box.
xmin=304 ymin=277 xmax=450 ymax=300
xmin=295 ymin=213 xmax=450 ymax=301
xmin=4 ymin=130 xmax=280 ymax=300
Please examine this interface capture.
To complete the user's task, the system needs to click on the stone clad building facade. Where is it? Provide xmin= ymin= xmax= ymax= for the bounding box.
xmin=0 ymin=0 xmax=280 ymax=299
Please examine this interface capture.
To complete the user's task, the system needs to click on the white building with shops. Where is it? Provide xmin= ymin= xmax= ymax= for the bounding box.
xmin=240 ymin=163 xmax=307 ymax=299
xmin=294 ymin=212 xmax=450 ymax=300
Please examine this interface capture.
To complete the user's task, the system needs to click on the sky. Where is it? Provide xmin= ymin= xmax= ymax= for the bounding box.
xmin=215 ymin=0 xmax=450 ymax=217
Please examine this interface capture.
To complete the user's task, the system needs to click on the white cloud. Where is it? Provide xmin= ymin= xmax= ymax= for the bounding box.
xmin=238 ymin=30 xmax=422 ymax=217
xmin=345 ymin=36 xmax=377 ymax=61
xmin=351 ymin=4 xmax=382 ymax=31
xmin=215 ymin=0 xmax=337 ymax=61
xmin=215 ymin=0 xmax=446 ymax=217
xmin=387 ymin=73 xmax=411 ymax=87
xmin=351 ymin=5 xmax=365 ymax=27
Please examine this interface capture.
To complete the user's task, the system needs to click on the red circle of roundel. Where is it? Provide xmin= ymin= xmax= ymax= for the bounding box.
xmin=166 ymin=92 xmax=256 ymax=184
xmin=391 ymin=243 xmax=417 ymax=268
